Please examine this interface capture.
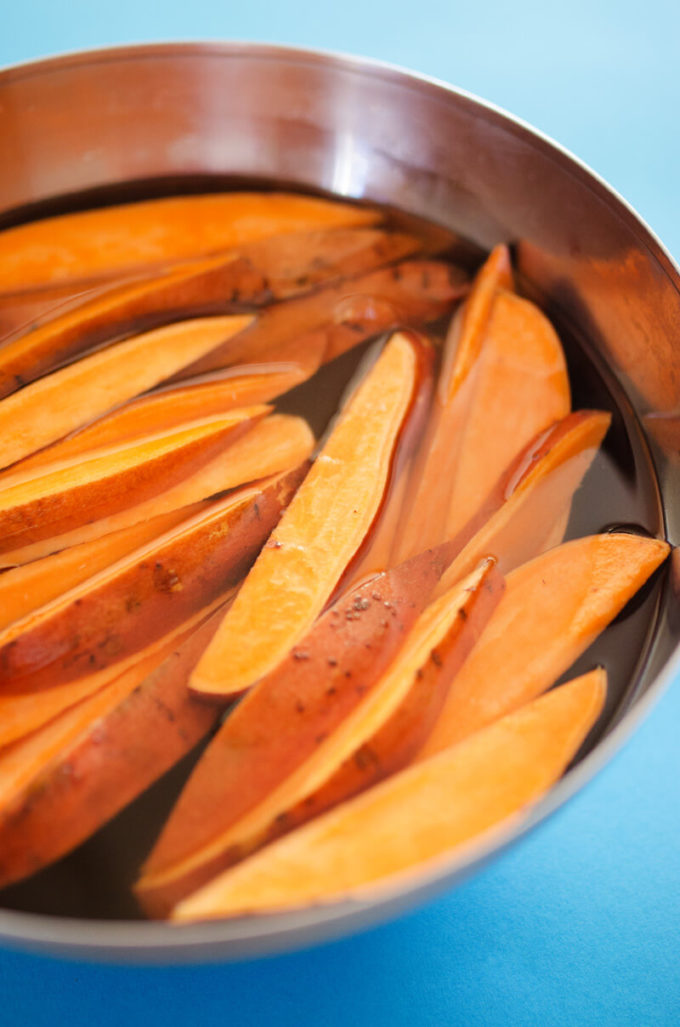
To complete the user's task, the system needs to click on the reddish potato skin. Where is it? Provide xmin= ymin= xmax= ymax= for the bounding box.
xmin=137 ymin=540 xmax=458 ymax=917
xmin=280 ymin=561 xmax=505 ymax=828
xmin=0 ymin=614 xmax=225 ymax=890
xmin=0 ymin=466 xmax=307 ymax=693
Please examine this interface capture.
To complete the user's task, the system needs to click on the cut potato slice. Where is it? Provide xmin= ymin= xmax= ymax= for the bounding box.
xmin=435 ymin=410 xmax=611 ymax=588
xmin=420 ymin=533 xmax=669 ymax=757
xmin=0 ymin=407 xmax=267 ymax=553
xmin=0 ymin=413 xmax=314 ymax=567
xmin=191 ymin=331 xmax=430 ymax=698
xmin=0 ymin=192 xmax=380 ymax=294
xmin=0 ymin=315 xmax=253 ymax=468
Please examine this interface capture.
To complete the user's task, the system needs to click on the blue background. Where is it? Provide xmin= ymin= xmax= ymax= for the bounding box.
xmin=2 ymin=3 xmax=680 ymax=1023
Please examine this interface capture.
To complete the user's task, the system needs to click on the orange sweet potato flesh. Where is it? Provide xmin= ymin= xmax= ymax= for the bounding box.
xmin=172 ymin=669 xmax=606 ymax=920
xmin=392 ymin=249 xmax=511 ymax=561
xmin=0 ymin=609 xmax=229 ymax=889
xmin=0 ymin=315 xmax=254 ymax=469
xmin=0 ymin=594 xmax=231 ymax=750
xmin=394 ymin=250 xmax=570 ymax=562
xmin=0 ymin=466 xmax=306 ymax=694
xmin=137 ymin=540 xmax=459 ymax=914
xmin=0 ymin=192 xmax=380 ymax=295
xmin=9 ymin=366 xmax=311 ymax=480
xmin=436 ymin=410 xmax=611 ymax=588
xmin=420 ymin=533 xmax=669 ymax=758
xmin=168 ymin=259 xmax=469 ymax=381
xmin=0 ymin=226 xmax=420 ymax=400
xmin=0 ymin=413 xmax=314 ymax=567
xmin=0 ymin=408 xmax=267 ymax=554
xmin=0 ymin=504 xmax=205 ymax=630
xmin=190 ymin=331 xmax=430 ymax=699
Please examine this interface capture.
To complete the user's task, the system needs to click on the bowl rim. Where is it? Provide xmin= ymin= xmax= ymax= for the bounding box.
xmin=0 ymin=38 xmax=678 ymax=963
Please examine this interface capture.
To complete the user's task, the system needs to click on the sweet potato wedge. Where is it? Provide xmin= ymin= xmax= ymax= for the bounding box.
xmin=0 ymin=407 xmax=267 ymax=554
xmin=419 ymin=533 xmax=669 ymax=757
xmin=0 ymin=466 xmax=306 ymax=694
xmin=0 ymin=192 xmax=379 ymax=294
xmin=393 ymin=246 xmax=513 ymax=560
xmin=0 ymin=413 xmax=314 ymax=567
xmin=0 ymin=608 xmax=231 ymax=889
xmin=136 ymin=557 xmax=498 ymax=916
xmin=0 ymin=315 xmax=254 ymax=469
xmin=7 ymin=366 xmax=312 ymax=481
xmin=0 ymin=593 xmax=231 ymax=750
xmin=168 ymin=259 xmax=469 ymax=381
xmin=435 ymin=410 xmax=612 ymax=588
xmin=0 ymin=503 xmax=205 ymax=629
xmin=190 ymin=331 xmax=431 ymax=699
xmin=0 ymin=226 xmax=421 ymax=399
xmin=395 ymin=254 xmax=570 ymax=561
xmin=172 ymin=669 xmax=605 ymax=921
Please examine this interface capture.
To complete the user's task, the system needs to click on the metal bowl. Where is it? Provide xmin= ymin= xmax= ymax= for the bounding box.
xmin=0 ymin=41 xmax=679 ymax=962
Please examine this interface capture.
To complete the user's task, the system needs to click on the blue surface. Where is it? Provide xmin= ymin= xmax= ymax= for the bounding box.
xmin=1 ymin=3 xmax=680 ymax=1024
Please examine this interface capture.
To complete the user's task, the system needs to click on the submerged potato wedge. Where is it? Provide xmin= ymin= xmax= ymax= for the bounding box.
xmin=168 ymin=259 xmax=469 ymax=381
xmin=137 ymin=558 xmax=500 ymax=916
xmin=0 ymin=413 xmax=314 ymax=567
xmin=0 ymin=226 xmax=422 ymax=400
xmin=190 ymin=331 xmax=432 ymax=699
xmin=436 ymin=410 xmax=612 ymax=588
xmin=0 ymin=192 xmax=380 ymax=294
xmin=9 ymin=366 xmax=311 ymax=480
xmin=0 ymin=504 xmax=205 ymax=629
xmin=0 ymin=315 xmax=253 ymax=468
xmin=0 ymin=407 xmax=267 ymax=553
xmin=0 ymin=608 xmax=231 ymax=889
xmin=172 ymin=669 xmax=606 ymax=920
xmin=420 ymin=533 xmax=669 ymax=757
xmin=0 ymin=466 xmax=306 ymax=693
xmin=395 ymin=248 xmax=571 ymax=561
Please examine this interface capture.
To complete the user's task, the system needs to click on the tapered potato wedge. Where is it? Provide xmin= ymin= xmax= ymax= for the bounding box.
xmin=136 ymin=557 xmax=499 ymax=916
xmin=435 ymin=410 xmax=612 ymax=589
xmin=190 ymin=331 xmax=432 ymax=699
xmin=0 ymin=315 xmax=254 ymax=468
xmin=0 ymin=413 xmax=314 ymax=567
xmin=7 ymin=366 xmax=313 ymax=481
xmin=0 ymin=407 xmax=267 ymax=554
xmin=0 ymin=226 xmax=421 ymax=400
xmin=395 ymin=249 xmax=570 ymax=561
xmin=0 ymin=192 xmax=380 ymax=294
xmin=0 ymin=504 xmax=206 ymax=630
xmin=168 ymin=260 xmax=469 ymax=380
xmin=419 ymin=533 xmax=669 ymax=757
xmin=0 ymin=608 xmax=231 ymax=890
xmin=0 ymin=465 xmax=306 ymax=693
xmin=0 ymin=593 xmax=232 ymax=749
xmin=172 ymin=669 xmax=605 ymax=921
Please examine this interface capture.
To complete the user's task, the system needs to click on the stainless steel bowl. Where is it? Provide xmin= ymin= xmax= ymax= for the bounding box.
xmin=0 ymin=41 xmax=679 ymax=962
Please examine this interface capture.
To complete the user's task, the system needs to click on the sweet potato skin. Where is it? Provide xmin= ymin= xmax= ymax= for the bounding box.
xmin=0 ymin=612 xmax=226 ymax=890
xmin=0 ymin=466 xmax=307 ymax=693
